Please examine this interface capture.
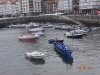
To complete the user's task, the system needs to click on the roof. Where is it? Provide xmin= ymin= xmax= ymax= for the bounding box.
xmin=0 ymin=0 xmax=19 ymax=5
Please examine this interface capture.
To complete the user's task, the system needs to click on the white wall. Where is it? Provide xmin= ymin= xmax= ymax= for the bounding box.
xmin=33 ymin=0 xmax=41 ymax=12
xmin=0 ymin=1 xmax=21 ymax=16
xmin=80 ymin=0 xmax=100 ymax=10
xmin=58 ymin=0 xmax=72 ymax=11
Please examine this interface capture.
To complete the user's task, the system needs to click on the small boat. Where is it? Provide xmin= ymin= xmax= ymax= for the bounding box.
xmin=8 ymin=24 xmax=26 ymax=28
xmin=64 ymin=31 xmax=83 ymax=38
xmin=43 ymin=24 xmax=52 ymax=28
xmin=55 ymin=23 xmax=66 ymax=30
xmin=48 ymin=39 xmax=64 ymax=44
xmin=18 ymin=34 xmax=37 ymax=42
xmin=61 ymin=26 xmax=67 ymax=30
xmin=26 ymin=22 xmax=39 ymax=28
xmin=53 ymin=41 xmax=72 ymax=59
xmin=31 ymin=31 xmax=44 ymax=36
xmin=89 ymin=26 xmax=100 ymax=30
xmin=55 ymin=26 xmax=62 ymax=29
xmin=24 ymin=51 xmax=45 ymax=60
xmin=73 ymin=29 xmax=88 ymax=35
xmin=28 ymin=28 xmax=44 ymax=33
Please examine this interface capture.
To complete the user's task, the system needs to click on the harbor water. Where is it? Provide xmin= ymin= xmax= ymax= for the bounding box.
xmin=0 ymin=25 xmax=100 ymax=75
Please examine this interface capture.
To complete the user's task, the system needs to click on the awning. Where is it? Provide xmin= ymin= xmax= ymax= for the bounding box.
xmin=96 ymin=11 xmax=100 ymax=14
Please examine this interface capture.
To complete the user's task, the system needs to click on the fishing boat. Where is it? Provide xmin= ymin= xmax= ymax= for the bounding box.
xmin=53 ymin=41 xmax=72 ymax=59
xmin=18 ymin=34 xmax=37 ymax=42
xmin=24 ymin=51 xmax=45 ymax=60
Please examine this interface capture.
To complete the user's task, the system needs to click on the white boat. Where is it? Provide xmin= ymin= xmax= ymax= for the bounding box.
xmin=43 ymin=24 xmax=52 ymax=28
xmin=26 ymin=22 xmax=39 ymax=28
xmin=43 ymin=22 xmax=52 ymax=28
xmin=30 ymin=33 xmax=40 ymax=38
xmin=55 ymin=25 xmax=62 ymax=29
xmin=8 ymin=24 xmax=26 ymax=28
xmin=29 ymin=28 xmax=44 ymax=33
xmin=31 ymin=31 xmax=44 ymax=36
xmin=73 ymin=29 xmax=88 ymax=35
xmin=91 ymin=27 xmax=100 ymax=30
xmin=64 ymin=31 xmax=83 ymax=38
xmin=24 ymin=51 xmax=45 ymax=60
xmin=61 ymin=26 xmax=67 ymax=30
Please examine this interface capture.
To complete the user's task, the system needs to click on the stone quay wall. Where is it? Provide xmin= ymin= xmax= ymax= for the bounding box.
xmin=0 ymin=16 xmax=75 ymax=28
xmin=66 ymin=15 xmax=100 ymax=26
xmin=0 ymin=15 xmax=100 ymax=28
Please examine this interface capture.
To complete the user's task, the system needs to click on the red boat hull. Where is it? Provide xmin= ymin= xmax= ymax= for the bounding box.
xmin=18 ymin=37 xmax=37 ymax=42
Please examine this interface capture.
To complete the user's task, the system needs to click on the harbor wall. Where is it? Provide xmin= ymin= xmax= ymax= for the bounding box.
xmin=0 ymin=16 xmax=75 ymax=28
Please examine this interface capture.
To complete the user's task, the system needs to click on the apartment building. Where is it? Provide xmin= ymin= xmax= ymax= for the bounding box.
xmin=52 ymin=0 xmax=58 ymax=13
xmin=21 ymin=0 xmax=29 ymax=15
xmin=21 ymin=0 xmax=44 ymax=16
xmin=79 ymin=0 xmax=100 ymax=14
xmin=0 ymin=0 xmax=21 ymax=17
xmin=44 ymin=0 xmax=54 ymax=14
xmin=58 ymin=0 xmax=72 ymax=14
xmin=72 ymin=0 xmax=79 ymax=14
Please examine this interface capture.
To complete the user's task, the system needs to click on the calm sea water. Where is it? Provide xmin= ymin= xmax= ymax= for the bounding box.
xmin=0 ymin=25 xmax=100 ymax=75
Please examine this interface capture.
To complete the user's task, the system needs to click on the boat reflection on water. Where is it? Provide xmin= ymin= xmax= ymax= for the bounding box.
xmin=54 ymin=48 xmax=73 ymax=65
xmin=30 ymin=59 xmax=45 ymax=65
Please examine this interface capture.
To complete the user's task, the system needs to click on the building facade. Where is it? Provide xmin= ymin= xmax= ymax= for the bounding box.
xmin=0 ymin=0 xmax=21 ymax=17
xmin=72 ymin=0 xmax=79 ymax=14
xmin=21 ymin=0 xmax=44 ymax=16
xmin=44 ymin=0 xmax=54 ymax=14
xmin=58 ymin=0 xmax=72 ymax=14
xmin=79 ymin=0 xmax=100 ymax=14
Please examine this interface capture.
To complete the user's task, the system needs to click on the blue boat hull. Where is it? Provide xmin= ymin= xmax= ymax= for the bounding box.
xmin=54 ymin=48 xmax=73 ymax=65
xmin=48 ymin=39 xmax=64 ymax=44
xmin=54 ymin=42 xmax=72 ymax=59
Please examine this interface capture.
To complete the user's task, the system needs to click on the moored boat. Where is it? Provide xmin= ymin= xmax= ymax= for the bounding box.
xmin=55 ymin=26 xmax=61 ymax=29
xmin=43 ymin=23 xmax=53 ymax=28
xmin=24 ymin=51 xmax=45 ymax=60
xmin=8 ymin=24 xmax=26 ymax=28
xmin=53 ymin=41 xmax=72 ymax=59
xmin=18 ymin=34 xmax=37 ymax=42
xmin=31 ymin=31 xmax=44 ymax=36
xmin=61 ymin=26 xmax=67 ymax=30
xmin=28 ymin=28 xmax=44 ymax=33
xmin=48 ymin=39 xmax=64 ymax=44
xmin=64 ymin=31 xmax=83 ymax=38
